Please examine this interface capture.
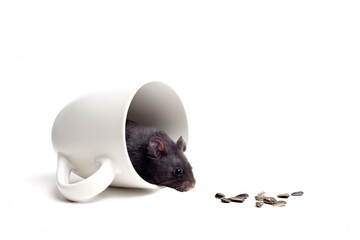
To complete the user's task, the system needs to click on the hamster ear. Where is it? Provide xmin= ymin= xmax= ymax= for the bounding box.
xmin=148 ymin=136 xmax=165 ymax=159
xmin=176 ymin=136 xmax=186 ymax=152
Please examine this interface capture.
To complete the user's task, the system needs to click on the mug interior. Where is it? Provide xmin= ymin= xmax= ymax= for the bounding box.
xmin=125 ymin=81 xmax=189 ymax=185
xmin=126 ymin=82 xmax=188 ymax=143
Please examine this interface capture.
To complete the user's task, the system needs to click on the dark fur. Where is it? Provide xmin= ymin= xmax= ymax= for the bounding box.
xmin=126 ymin=120 xmax=195 ymax=192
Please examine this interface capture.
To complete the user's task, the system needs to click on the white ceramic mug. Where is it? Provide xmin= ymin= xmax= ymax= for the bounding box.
xmin=51 ymin=81 xmax=188 ymax=201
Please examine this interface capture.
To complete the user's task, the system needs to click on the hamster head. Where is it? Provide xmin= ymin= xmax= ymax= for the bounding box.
xmin=145 ymin=132 xmax=196 ymax=192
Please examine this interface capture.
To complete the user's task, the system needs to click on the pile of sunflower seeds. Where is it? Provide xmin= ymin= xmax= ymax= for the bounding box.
xmin=215 ymin=193 xmax=249 ymax=203
xmin=215 ymin=191 xmax=303 ymax=207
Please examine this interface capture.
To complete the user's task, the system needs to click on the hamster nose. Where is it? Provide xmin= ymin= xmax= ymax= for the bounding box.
xmin=186 ymin=183 xmax=195 ymax=191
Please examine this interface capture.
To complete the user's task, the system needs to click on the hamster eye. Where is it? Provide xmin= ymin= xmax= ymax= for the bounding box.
xmin=174 ymin=168 xmax=183 ymax=176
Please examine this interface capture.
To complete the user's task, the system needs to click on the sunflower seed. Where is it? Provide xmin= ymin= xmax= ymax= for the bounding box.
xmin=255 ymin=196 xmax=266 ymax=201
xmin=255 ymin=191 xmax=266 ymax=200
xmin=236 ymin=193 xmax=249 ymax=199
xmin=221 ymin=197 xmax=231 ymax=203
xmin=258 ymin=191 xmax=266 ymax=196
xmin=273 ymin=200 xmax=287 ymax=207
xmin=277 ymin=193 xmax=290 ymax=198
xmin=263 ymin=197 xmax=277 ymax=205
xmin=215 ymin=193 xmax=225 ymax=199
xmin=291 ymin=191 xmax=304 ymax=196
xmin=228 ymin=197 xmax=245 ymax=203
xmin=256 ymin=202 xmax=264 ymax=208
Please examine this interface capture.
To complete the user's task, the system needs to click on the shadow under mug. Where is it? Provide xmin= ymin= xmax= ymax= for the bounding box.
xmin=51 ymin=81 xmax=188 ymax=201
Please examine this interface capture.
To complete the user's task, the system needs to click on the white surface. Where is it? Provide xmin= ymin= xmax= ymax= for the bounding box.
xmin=0 ymin=1 xmax=357 ymax=240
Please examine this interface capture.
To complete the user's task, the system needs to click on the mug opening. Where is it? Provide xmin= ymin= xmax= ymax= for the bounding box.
xmin=125 ymin=81 xmax=189 ymax=185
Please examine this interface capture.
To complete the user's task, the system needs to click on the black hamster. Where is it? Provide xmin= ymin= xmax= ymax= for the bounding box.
xmin=126 ymin=120 xmax=195 ymax=192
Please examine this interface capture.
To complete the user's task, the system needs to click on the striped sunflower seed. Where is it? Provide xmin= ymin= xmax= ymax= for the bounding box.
xmin=273 ymin=200 xmax=287 ymax=207
xmin=263 ymin=197 xmax=277 ymax=205
xmin=220 ymin=197 xmax=231 ymax=203
xmin=235 ymin=193 xmax=249 ymax=199
xmin=277 ymin=193 xmax=290 ymax=198
xmin=215 ymin=193 xmax=225 ymax=199
xmin=228 ymin=197 xmax=245 ymax=203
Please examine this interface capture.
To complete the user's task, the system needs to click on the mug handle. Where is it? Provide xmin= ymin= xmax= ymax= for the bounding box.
xmin=56 ymin=153 xmax=116 ymax=202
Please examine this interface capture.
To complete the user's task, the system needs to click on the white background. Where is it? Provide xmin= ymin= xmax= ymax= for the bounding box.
xmin=1 ymin=1 xmax=358 ymax=240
